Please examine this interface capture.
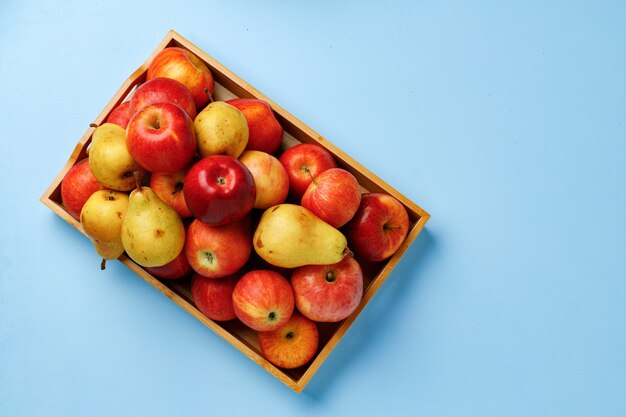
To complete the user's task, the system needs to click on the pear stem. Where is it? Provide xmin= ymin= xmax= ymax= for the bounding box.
xmin=133 ymin=170 xmax=142 ymax=191
xmin=343 ymin=247 xmax=354 ymax=258
xmin=205 ymin=88 xmax=214 ymax=104
xmin=90 ymin=123 xmax=99 ymax=128
xmin=101 ymin=258 xmax=107 ymax=270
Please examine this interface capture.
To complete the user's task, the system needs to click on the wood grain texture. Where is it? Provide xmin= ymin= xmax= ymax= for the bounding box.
xmin=40 ymin=29 xmax=430 ymax=393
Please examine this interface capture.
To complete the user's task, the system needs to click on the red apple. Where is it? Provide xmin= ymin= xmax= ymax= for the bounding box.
xmin=225 ymin=98 xmax=283 ymax=154
xmin=301 ymin=168 xmax=362 ymax=228
xmin=144 ymin=250 xmax=192 ymax=280
xmin=126 ymin=102 xmax=196 ymax=174
xmin=192 ymin=273 xmax=239 ymax=321
xmin=291 ymin=256 xmax=363 ymax=322
xmin=150 ymin=166 xmax=193 ymax=218
xmin=279 ymin=143 xmax=337 ymax=201
xmin=238 ymin=150 xmax=289 ymax=209
xmin=184 ymin=155 xmax=256 ymax=226
xmin=345 ymin=193 xmax=410 ymax=262
xmin=258 ymin=312 xmax=319 ymax=369
xmin=147 ymin=47 xmax=214 ymax=109
xmin=185 ymin=218 xmax=252 ymax=278
xmin=61 ymin=158 xmax=106 ymax=220
xmin=232 ymin=270 xmax=294 ymax=332
xmin=106 ymin=101 xmax=132 ymax=128
xmin=128 ymin=77 xmax=196 ymax=120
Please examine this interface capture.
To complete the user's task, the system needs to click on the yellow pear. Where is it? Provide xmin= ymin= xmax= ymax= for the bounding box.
xmin=194 ymin=101 xmax=249 ymax=157
xmin=253 ymin=204 xmax=348 ymax=268
xmin=89 ymin=123 xmax=143 ymax=191
xmin=121 ymin=186 xmax=185 ymax=267
xmin=80 ymin=190 xmax=129 ymax=269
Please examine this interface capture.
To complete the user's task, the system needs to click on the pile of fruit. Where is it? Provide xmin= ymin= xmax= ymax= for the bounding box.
xmin=61 ymin=46 xmax=411 ymax=370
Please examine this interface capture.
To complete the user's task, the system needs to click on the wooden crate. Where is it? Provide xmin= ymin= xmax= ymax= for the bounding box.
xmin=39 ymin=30 xmax=430 ymax=393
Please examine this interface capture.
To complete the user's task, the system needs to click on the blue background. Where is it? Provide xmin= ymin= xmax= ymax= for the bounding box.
xmin=1 ymin=1 xmax=625 ymax=416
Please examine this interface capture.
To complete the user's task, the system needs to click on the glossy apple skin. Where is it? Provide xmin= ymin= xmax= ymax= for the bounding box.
xmin=191 ymin=273 xmax=239 ymax=321
xmin=239 ymin=150 xmax=289 ymax=209
xmin=61 ymin=158 xmax=106 ymax=220
xmin=126 ymin=102 xmax=196 ymax=174
xmin=147 ymin=47 xmax=214 ymax=109
xmin=345 ymin=193 xmax=410 ymax=262
xmin=129 ymin=77 xmax=196 ymax=119
xmin=106 ymin=101 xmax=132 ymax=128
xmin=184 ymin=218 xmax=252 ymax=278
xmin=291 ymin=256 xmax=363 ymax=322
xmin=184 ymin=155 xmax=256 ymax=226
xmin=301 ymin=168 xmax=362 ymax=228
xmin=232 ymin=270 xmax=294 ymax=332
xmin=225 ymin=98 xmax=283 ymax=154
xmin=279 ymin=143 xmax=337 ymax=201
xmin=150 ymin=166 xmax=193 ymax=218
xmin=258 ymin=312 xmax=319 ymax=369
xmin=144 ymin=250 xmax=192 ymax=280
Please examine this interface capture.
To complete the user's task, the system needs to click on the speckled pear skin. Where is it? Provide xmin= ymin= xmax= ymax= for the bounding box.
xmin=80 ymin=190 xmax=129 ymax=263
xmin=253 ymin=204 xmax=347 ymax=268
xmin=89 ymin=123 xmax=143 ymax=191
xmin=121 ymin=186 xmax=185 ymax=268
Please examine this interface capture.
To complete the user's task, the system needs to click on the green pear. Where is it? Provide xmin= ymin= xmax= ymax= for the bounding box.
xmin=194 ymin=101 xmax=249 ymax=157
xmin=80 ymin=190 xmax=129 ymax=269
xmin=253 ymin=204 xmax=348 ymax=268
xmin=89 ymin=123 xmax=143 ymax=191
xmin=121 ymin=186 xmax=185 ymax=268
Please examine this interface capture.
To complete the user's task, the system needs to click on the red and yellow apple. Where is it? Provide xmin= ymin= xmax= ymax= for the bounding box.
xmin=279 ymin=143 xmax=337 ymax=201
xmin=301 ymin=168 xmax=361 ymax=228
xmin=345 ymin=193 xmax=410 ymax=262
xmin=150 ymin=166 xmax=193 ymax=218
xmin=184 ymin=218 xmax=252 ymax=278
xmin=291 ymin=256 xmax=363 ymax=322
xmin=147 ymin=47 xmax=214 ymax=109
xmin=126 ymin=102 xmax=196 ymax=174
xmin=106 ymin=101 xmax=132 ymax=128
xmin=238 ymin=150 xmax=289 ymax=209
xmin=128 ymin=77 xmax=196 ymax=119
xmin=258 ymin=312 xmax=319 ymax=369
xmin=226 ymin=98 xmax=283 ymax=154
xmin=232 ymin=270 xmax=294 ymax=332
xmin=192 ymin=273 xmax=239 ymax=321
xmin=61 ymin=158 xmax=106 ymax=220
xmin=184 ymin=155 xmax=256 ymax=226
xmin=144 ymin=250 xmax=192 ymax=280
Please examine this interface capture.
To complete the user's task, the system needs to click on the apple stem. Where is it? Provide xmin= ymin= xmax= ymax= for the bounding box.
xmin=205 ymin=88 xmax=214 ymax=104
xmin=101 ymin=258 xmax=107 ymax=270
xmin=172 ymin=182 xmax=184 ymax=195
xmin=90 ymin=123 xmax=99 ymax=128
xmin=384 ymin=224 xmax=403 ymax=230
xmin=304 ymin=167 xmax=318 ymax=186
xmin=133 ymin=171 xmax=142 ymax=191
